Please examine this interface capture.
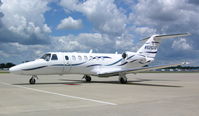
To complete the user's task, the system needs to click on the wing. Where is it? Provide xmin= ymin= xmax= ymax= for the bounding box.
xmin=97 ymin=63 xmax=186 ymax=77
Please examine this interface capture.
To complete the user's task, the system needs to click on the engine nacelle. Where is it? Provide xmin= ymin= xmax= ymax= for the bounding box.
xmin=121 ymin=51 xmax=136 ymax=59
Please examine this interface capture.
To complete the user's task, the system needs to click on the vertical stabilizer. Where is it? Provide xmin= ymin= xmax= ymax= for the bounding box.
xmin=137 ymin=35 xmax=160 ymax=59
xmin=136 ymin=33 xmax=190 ymax=59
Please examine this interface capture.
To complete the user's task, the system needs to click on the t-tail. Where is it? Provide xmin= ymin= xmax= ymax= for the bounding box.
xmin=136 ymin=33 xmax=190 ymax=60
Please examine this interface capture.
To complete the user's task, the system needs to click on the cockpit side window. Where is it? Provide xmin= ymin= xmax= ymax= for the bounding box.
xmin=41 ymin=54 xmax=51 ymax=61
xmin=51 ymin=54 xmax=58 ymax=60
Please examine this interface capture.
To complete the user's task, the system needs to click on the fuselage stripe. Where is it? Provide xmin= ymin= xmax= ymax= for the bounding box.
xmin=127 ymin=55 xmax=135 ymax=60
xmin=22 ymin=66 xmax=47 ymax=71
xmin=87 ymin=64 xmax=102 ymax=67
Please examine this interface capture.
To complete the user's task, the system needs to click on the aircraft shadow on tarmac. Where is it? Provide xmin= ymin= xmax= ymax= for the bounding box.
xmin=59 ymin=78 xmax=182 ymax=88
xmin=14 ymin=78 xmax=182 ymax=88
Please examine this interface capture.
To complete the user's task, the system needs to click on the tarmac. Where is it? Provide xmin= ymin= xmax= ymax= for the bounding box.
xmin=0 ymin=73 xmax=199 ymax=116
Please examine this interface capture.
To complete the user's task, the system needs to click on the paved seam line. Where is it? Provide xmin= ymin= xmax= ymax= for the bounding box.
xmin=0 ymin=82 xmax=117 ymax=106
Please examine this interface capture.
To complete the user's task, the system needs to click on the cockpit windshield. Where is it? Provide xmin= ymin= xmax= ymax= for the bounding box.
xmin=40 ymin=53 xmax=51 ymax=61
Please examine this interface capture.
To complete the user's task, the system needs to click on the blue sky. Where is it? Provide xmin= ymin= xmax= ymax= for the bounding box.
xmin=0 ymin=0 xmax=199 ymax=65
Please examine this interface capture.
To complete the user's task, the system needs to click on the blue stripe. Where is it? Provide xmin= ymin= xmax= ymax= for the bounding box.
xmin=139 ymin=61 xmax=145 ymax=64
xmin=146 ymin=51 xmax=157 ymax=54
xmin=105 ymin=58 xmax=123 ymax=66
xmin=92 ymin=56 xmax=112 ymax=59
xmin=22 ymin=66 xmax=47 ymax=71
xmin=86 ymin=58 xmax=123 ymax=67
xmin=22 ymin=62 xmax=87 ymax=71
xmin=139 ymin=55 xmax=145 ymax=57
xmin=87 ymin=64 xmax=101 ymax=67
xmin=52 ymin=64 xmax=65 ymax=66
xmin=127 ymin=55 xmax=135 ymax=60
xmin=70 ymin=62 xmax=86 ymax=66
xmin=129 ymin=60 xmax=137 ymax=63
xmin=103 ymin=56 xmax=112 ymax=58
xmin=118 ymin=62 xmax=128 ymax=66
xmin=52 ymin=62 xmax=86 ymax=67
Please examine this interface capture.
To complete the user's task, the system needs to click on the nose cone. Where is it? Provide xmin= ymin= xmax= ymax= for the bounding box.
xmin=9 ymin=66 xmax=22 ymax=74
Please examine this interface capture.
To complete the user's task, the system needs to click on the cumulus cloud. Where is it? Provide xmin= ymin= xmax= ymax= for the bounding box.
xmin=0 ymin=0 xmax=51 ymax=45
xmin=128 ymin=0 xmax=199 ymax=64
xmin=57 ymin=16 xmax=82 ymax=30
xmin=0 ymin=0 xmax=53 ymax=63
xmin=0 ymin=50 xmax=9 ymax=58
xmin=52 ymin=32 xmax=135 ymax=53
xmin=130 ymin=0 xmax=199 ymax=34
xmin=172 ymin=38 xmax=192 ymax=50
xmin=135 ymin=27 xmax=156 ymax=36
xmin=56 ymin=0 xmax=137 ymax=54
xmin=60 ymin=0 xmax=127 ymax=35
xmin=52 ymin=33 xmax=112 ymax=52
xmin=0 ymin=42 xmax=49 ymax=63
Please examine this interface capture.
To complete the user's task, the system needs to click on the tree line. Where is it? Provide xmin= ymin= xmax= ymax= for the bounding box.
xmin=164 ymin=65 xmax=199 ymax=70
xmin=0 ymin=63 xmax=15 ymax=69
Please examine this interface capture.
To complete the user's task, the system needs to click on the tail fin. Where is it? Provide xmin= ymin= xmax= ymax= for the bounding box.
xmin=136 ymin=33 xmax=190 ymax=59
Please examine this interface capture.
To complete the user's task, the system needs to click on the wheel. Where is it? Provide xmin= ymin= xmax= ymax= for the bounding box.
xmin=84 ymin=75 xmax=91 ymax=82
xmin=29 ymin=78 xmax=36 ymax=84
xmin=119 ymin=75 xmax=127 ymax=84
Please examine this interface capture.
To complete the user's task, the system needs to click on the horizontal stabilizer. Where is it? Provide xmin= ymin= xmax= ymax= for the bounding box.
xmin=142 ymin=33 xmax=190 ymax=41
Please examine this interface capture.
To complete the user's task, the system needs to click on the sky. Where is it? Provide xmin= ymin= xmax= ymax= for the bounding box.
xmin=0 ymin=0 xmax=199 ymax=65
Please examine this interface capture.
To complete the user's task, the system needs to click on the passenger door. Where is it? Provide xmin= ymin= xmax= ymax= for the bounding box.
xmin=63 ymin=55 xmax=71 ymax=74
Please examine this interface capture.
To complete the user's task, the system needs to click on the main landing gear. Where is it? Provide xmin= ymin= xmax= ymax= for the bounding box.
xmin=82 ymin=75 xmax=92 ymax=82
xmin=119 ymin=74 xmax=128 ymax=84
xmin=29 ymin=75 xmax=38 ymax=84
xmin=82 ymin=74 xmax=127 ymax=84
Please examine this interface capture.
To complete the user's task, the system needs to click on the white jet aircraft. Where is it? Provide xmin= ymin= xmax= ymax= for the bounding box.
xmin=9 ymin=33 xmax=190 ymax=84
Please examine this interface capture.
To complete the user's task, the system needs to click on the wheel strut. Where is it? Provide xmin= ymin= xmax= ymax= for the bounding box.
xmin=29 ymin=75 xmax=38 ymax=84
xmin=82 ymin=75 xmax=92 ymax=82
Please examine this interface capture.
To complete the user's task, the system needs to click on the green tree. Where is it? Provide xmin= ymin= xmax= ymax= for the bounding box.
xmin=5 ymin=63 xmax=15 ymax=68
xmin=0 ymin=63 xmax=5 ymax=69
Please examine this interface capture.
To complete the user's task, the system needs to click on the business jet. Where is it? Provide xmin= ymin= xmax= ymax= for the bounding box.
xmin=9 ymin=33 xmax=190 ymax=84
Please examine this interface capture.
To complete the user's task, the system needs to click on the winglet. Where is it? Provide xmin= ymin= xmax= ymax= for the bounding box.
xmin=89 ymin=49 xmax=93 ymax=53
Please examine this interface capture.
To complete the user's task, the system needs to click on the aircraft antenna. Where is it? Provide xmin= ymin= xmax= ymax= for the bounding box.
xmin=89 ymin=49 xmax=93 ymax=54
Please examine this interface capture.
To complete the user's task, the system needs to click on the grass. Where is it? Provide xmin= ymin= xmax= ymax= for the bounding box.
xmin=0 ymin=70 xmax=9 ymax=73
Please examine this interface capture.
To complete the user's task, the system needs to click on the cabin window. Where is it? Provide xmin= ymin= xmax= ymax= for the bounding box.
xmin=51 ymin=54 xmax=58 ymax=60
xmin=101 ymin=57 xmax=104 ymax=61
xmin=41 ymin=53 xmax=51 ymax=61
xmin=65 ymin=56 xmax=69 ymax=60
xmin=95 ymin=56 xmax=98 ymax=60
xmin=84 ymin=56 xmax=88 ymax=61
xmin=78 ymin=56 xmax=82 ymax=61
xmin=72 ymin=56 xmax=76 ymax=61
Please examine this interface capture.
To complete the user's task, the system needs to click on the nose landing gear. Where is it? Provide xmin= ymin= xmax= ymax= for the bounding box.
xmin=82 ymin=75 xmax=92 ymax=82
xmin=29 ymin=75 xmax=38 ymax=84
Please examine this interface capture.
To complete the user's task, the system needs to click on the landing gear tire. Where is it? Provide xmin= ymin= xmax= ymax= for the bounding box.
xmin=29 ymin=78 xmax=36 ymax=84
xmin=119 ymin=75 xmax=127 ymax=84
xmin=29 ymin=75 xmax=37 ymax=84
xmin=83 ymin=75 xmax=91 ymax=82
